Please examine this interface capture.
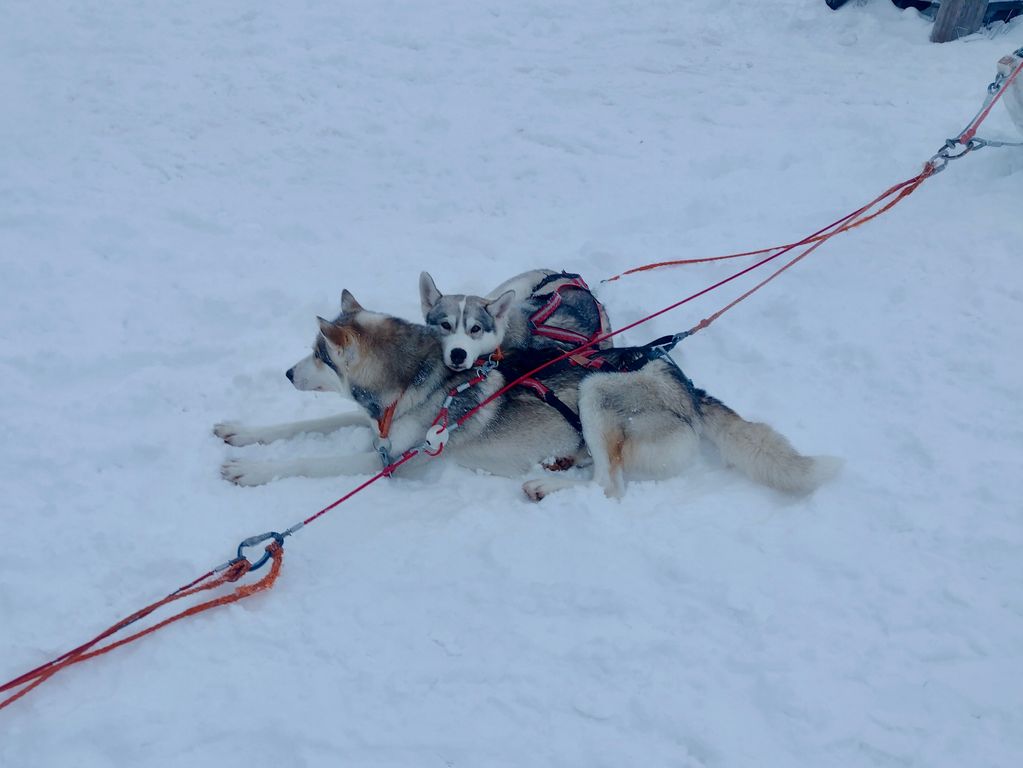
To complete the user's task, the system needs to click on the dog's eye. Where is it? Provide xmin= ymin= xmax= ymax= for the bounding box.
xmin=440 ymin=321 xmax=452 ymax=331
xmin=469 ymin=325 xmax=481 ymax=335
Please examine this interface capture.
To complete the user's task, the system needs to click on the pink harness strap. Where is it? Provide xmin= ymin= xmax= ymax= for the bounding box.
xmin=528 ymin=275 xmax=608 ymax=346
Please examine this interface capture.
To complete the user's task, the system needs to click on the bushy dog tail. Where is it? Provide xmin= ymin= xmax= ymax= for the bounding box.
xmin=698 ymin=394 xmax=841 ymax=494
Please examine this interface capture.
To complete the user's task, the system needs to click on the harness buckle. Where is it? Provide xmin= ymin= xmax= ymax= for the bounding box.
xmin=474 ymin=353 xmax=501 ymax=379
xmin=374 ymin=436 xmax=393 ymax=469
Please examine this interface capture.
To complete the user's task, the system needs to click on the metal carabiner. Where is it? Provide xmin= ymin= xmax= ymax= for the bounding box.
xmin=235 ymin=531 xmax=286 ymax=572
xmin=374 ymin=436 xmax=393 ymax=469
xmin=942 ymin=138 xmax=973 ymax=159
xmin=474 ymin=354 xmax=499 ymax=379
xmin=928 ymin=138 xmax=974 ymax=174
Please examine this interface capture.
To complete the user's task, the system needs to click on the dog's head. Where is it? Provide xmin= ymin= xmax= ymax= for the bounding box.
xmin=286 ymin=289 xmax=374 ymax=395
xmin=287 ymin=290 xmax=436 ymax=412
xmin=419 ymin=271 xmax=515 ymax=371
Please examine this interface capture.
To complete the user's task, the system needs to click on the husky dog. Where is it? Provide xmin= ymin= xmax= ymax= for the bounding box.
xmin=419 ymin=269 xmax=612 ymax=371
xmin=214 ymin=291 xmax=839 ymax=499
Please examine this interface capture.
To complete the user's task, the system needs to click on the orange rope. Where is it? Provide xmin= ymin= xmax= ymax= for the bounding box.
xmin=605 ymin=160 xmax=933 ymax=285
xmin=603 ymin=242 xmax=808 ymax=282
xmin=0 ymin=544 xmax=283 ymax=711
xmin=689 ymin=164 xmax=934 ymax=335
xmin=603 ymin=168 xmax=931 ymax=283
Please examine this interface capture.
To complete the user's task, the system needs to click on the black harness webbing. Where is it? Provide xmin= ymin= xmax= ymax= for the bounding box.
xmin=496 ymin=332 xmax=691 ymax=435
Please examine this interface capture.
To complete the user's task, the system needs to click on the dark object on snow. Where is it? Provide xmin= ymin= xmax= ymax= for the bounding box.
xmin=826 ymin=0 xmax=1022 ymax=23
xmin=931 ymin=1 xmax=1023 ymax=38
xmin=942 ymin=0 xmax=1023 ymax=20
xmin=826 ymin=0 xmax=1022 ymax=28
xmin=826 ymin=0 xmax=925 ymax=8
xmin=932 ymin=0 xmax=990 ymax=41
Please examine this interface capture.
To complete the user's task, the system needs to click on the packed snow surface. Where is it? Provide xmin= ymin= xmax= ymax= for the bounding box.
xmin=2 ymin=2 xmax=1021 ymax=766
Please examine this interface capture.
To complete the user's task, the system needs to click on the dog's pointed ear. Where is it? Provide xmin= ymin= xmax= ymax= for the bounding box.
xmin=318 ymin=316 xmax=353 ymax=347
xmin=340 ymin=289 xmax=363 ymax=315
xmin=419 ymin=271 xmax=442 ymax=317
xmin=486 ymin=289 xmax=516 ymax=321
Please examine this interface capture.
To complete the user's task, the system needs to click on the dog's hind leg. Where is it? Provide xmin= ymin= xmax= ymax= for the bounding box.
xmin=214 ymin=412 xmax=371 ymax=447
xmin=577 ymin=375 xmax=632 ymax=499
xmin=221 ymin=451 xmax=382 ymax=486
xmin=577 ymin=365 xmax=702 ymax=498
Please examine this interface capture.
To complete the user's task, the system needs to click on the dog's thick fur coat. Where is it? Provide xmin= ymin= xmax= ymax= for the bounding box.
xmin=216 ymin=292 xmax=839 ymax=499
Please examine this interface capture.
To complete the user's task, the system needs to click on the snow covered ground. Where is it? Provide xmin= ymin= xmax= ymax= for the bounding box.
xmin=2 ymin=1 xmax=1022 ymax=766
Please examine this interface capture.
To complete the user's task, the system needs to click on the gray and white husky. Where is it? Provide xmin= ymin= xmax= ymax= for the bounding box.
xmin=419 ymin=269 xmax=612 ymax=371
xmin=214 ymin=291 xmax=839 ymax=499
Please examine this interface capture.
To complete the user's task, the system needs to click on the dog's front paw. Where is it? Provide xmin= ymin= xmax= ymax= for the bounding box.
xmin=221 ymin=459 xmax=276 ymax=487
xmin=523 ymin=476 xmax=584 ymax=502
xmin=213 ymin=422 xmax=259 ymax=447
xmin=522 ymin=479 xmax=545 ymax=502
xmin=523 ymin=478 xmax=558 ymax=502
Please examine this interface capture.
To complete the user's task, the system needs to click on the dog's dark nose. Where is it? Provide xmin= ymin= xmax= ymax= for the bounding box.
xmin=449 ymin=348 xmax=467 ymax=366
xmin=286 ymin=367 xmax=295 ymax=382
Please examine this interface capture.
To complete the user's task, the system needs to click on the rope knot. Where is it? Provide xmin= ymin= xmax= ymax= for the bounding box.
xmin=224 ymin=560 xmax=250 ymax=583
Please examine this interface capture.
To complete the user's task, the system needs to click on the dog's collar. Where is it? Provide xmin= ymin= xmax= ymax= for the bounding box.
xmin=376 ymin=356 xmax=443 ymax=438
xmin=376 ymin=383 xmax=412 ymax=440
xmin=373 ymin=392 xmax=404 ymax=469
xmin=377 ymin=399 xmax=399 ymax=440
xmin=472 ymin=346 xmax=504 ymax=368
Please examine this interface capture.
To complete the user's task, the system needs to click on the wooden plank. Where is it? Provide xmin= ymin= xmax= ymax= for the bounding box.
xmin=930 ymin=0 xmax=990 ymax=43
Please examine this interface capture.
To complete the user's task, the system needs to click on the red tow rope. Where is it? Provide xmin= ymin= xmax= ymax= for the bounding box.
xmin=454 ymin=162 xmax=936 ymax=429
xmin=602 ymin=166 xmax=934 ymax=283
